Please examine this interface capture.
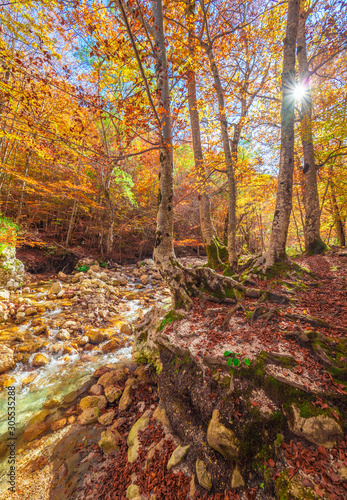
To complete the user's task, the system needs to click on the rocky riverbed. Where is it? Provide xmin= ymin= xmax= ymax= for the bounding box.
xmin=0 ymin=256 xmax=175 ymax=496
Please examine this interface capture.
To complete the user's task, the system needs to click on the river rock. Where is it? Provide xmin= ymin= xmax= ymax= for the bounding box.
xmin=126 ymin=484 xmax=140 ymax=500
xmin=207 ymin=409 xmax=239 ymax=459
xmin=98 ymin=370 xmax=126 ymax=387
xmin=22 ymin=421 xmax=49 ymax=442
xmin=99 ymin=429 xmax=121 ymax=454
xmin=140 ymin=274 xmax=148 ymax=285
xmin=90 ymin=384 xmax=104 ymax=396
xmin=120 ymin=323 xmax=132 ymax=335
xmin=231 ymin=466 xmax=245 ymax=488
xmin=25 ymin=307 xmax=37 ymax=316
xmin=32 ymin=353 xmax=50 ymax=367
xmin=196 ymin=459 xmax=212 ymax=491
xmin=105 ymin=385 xmax=123 ymax=403
xmin=77 ymin=336 xmax=89 ymax=346
xmin=0 ymin=290 xmax=10 ymax=300
xmin=88 ymin=329 xmax=110 ymax=344
xmin=0 ymin=345 xmax=15 ymax=373
xmin=167 ymin=444 xmax=190 ymax=470
xmin=79 ymin=395 xmax=107 ymax=411
xmin=51 ymin=418 xmax=67 ymax=431
xmin=127 ymin=410 xmax=151 ymax=463
xmin=77 ymin=407 xmax=100 ymax=425
xmin=101 ymin=339 xmax=121 ymax=353
xmin=0 ymin=310 xmax=8 ymax=322
xmin=98 ymin=410 xmax=116 ymax=426
xmin=118 ymin=378 xmax=136 ymax=411
xmin=15 ymin=311 xmax=26 ymax=323
xmin=58 ymin=271 xmax=67 ymax=279
xmin=57 ymin=329 xmax=70 ymax=340
xmin=50 ymin=282 xmax=62 ymax=294
xmin=286 ymin=403 xmax=343 ymax=448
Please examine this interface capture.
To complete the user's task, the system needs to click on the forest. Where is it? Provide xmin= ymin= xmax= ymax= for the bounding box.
xmin=0 ymin=0 xmax=347 ymax=499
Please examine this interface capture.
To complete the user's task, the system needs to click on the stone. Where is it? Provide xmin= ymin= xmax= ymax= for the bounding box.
xmin=105 ymin=385 xmax=123 ymax=403
xmin=140 ymin=274 xmax=148 ymax=285
xmin=77 ymin=336 xmax=89 ymax=346
xmin=338 ymin=467 xmax=347 ymax=481
xmin=15 ymin=311 xmax=26 ymax=323
xmin=98 ymin=429 xmax=121 ymax=454
xmin=207 ymin=409 xmax=239 ymax=459
xmin=79 ymin=395 xmax=107 ymax=411
xmin=134 ymin=364 xmax=156 ymax=385
xmin=57 ymin=329 xmax=70 ymax=340
xmin=126 ymin=484 xmax=140 ymax=500
xmin=50 ymin=282 xmax=62 ymax=294
xmin=127 ymin=410 xmax=151 ymax=463
xmin=120 ymin=323 xmax=132 ymax=335
xmin=98 ymin=410 xmax=116 ymax=426
xmin=98 ymin=370 xmax=126 ymax=387
xmin=51 ymin=418 xmax=67 ymax=431
xmin=32 ymin=353 xmax=50 ymax=367
xmin=88 ymin=329 xmax=110 ymax=344
xmin=167 ymin=444 xmax=190 ymax=470
xmin=58 ymin=271 xmax=67 ymax=279
xmin=231 ymin=466 xmax=245 ymax=488
xmin=32 ymin=325 xmax=48 ymax=336
xmin=119 ymin=379 xmax=136 ymax=411
xmin=90 ymin=384 xmax=104 ymax=396
xmin=152 ymin=403 xmax=170 ymax=428
xmin=0 ymin=345 xmax=15 ymax=373
xmin=77 ymin=407 xmax=100 ymax=425
xmin=0 ymin=290 xmax=10 ymax=300
xmin=22 ymin=422 xmax=49 ymax=442
xmin=287 ymin=403 xmax=343 ymax=448
xmin=101 ymin=339 xmax=121 ymax=353
xmin=24 ymin=307 xmax=37 ymax=316
xmin=196 ymin=459 xmax=212 ymax=491
xmin=0 ymin=310 xmax=8 ymax=322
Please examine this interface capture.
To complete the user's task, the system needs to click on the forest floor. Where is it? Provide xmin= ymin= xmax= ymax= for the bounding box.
xmin=48 ymin=248 xmax=347 ymax=500
xmin=1 ymin=247 xmax=346 ymax=499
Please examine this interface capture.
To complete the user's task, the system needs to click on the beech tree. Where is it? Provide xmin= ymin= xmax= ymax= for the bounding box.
xmin=259 ymin=0 xmax=301 ymax=269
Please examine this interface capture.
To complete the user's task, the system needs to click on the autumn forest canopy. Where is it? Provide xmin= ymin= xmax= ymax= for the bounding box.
xmin=1 ymin=0 xmax=347 ymax=271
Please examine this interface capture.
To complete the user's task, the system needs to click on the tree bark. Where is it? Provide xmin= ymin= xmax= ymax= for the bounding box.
xmin=330 ymin=181 xmax=345 ymax=246
xmin=261 ymin=0 xmax=300 ymax=268
xmin=185 ymin=2 xmax=224 ymax=268
xmin=297 ymin=12 xmax=326 ymax=254
xmin=204 ymin=44 xmax=238 ymax=269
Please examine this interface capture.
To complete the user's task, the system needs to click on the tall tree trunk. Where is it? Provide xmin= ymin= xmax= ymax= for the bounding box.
xmin=330 ymin=181 xmax=345 ymax=246
xmin=185 ymin=2 xmax=224 ymax=268
xmin=204 ymin=44 xmax=237 ymax=269
xmin=297 ymin=12 xmax=326 ymax=254
xmin=262 ymin=0 xmax=300 ymax=268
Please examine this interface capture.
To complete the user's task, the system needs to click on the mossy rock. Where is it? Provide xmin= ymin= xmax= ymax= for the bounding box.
xmin=275 ymin=470 xmax=321 ymax=499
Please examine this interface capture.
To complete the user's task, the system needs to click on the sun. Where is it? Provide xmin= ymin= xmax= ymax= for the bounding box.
xmin=293 ymin=84 xmax=307 ymax=101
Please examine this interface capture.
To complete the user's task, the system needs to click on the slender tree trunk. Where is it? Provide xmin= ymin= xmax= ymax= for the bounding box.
xmin=297 ymin=12 xmax=326 ymax=254
xmin=185 ymin=3 xmax=224 ymax=268
xmin=204 ymin=44 xmax=237 ymax=269
xmin=66 ymin=199 xmax=78 ymax=247
xmin=330 ymin=182 xmax=345 ymax=246
xmin=261 ymin=0 xmax=300 ymax=268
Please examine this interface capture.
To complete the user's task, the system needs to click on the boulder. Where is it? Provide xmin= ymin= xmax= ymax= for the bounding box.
xmin=118 ymin=378 xmax=136 ymax=411
xmin=98 ymin=410 xmax=116 ymax=426
xmin=88 ymin=329 xmax=110 ymax=344
xmin=104 ymin=385 xmax=123 ymax=403
xmin=56 ymin=329 xmax=70 ymax=340
xmin=49 ymin=282 xmax=62 ymax=295
xmin=231 ymin=467 xmax=245 ymax=488
xmin=196 ymin=459 xmax=212 ymax=491
xmin=101 ymin=339 xmax=121 ymax=353
xmin=0 ymin=345 xmax=15 ymax=373
xmin=207 ymin=410 xmax=239 ymax=459
xmin=79 ymin=395 xmax=107 ymax=411
xmin=0 ymin=290 xmax=10 ymax=300
xmin=90 ymin=384 xmax=104 ymax=396
xmin=98 ymin=370 xmax=126 ymax=387
xmin=98 ymin=429 xmax=121 ymax=454
xmin=167 ymin=444 xmax=190 ymax=470
xmin=127 ymin=410 xmax=151 ymax=463
xmin=32 ymin=353 xmax=50 ymax=367
xmin=287 ymin=403 xmax=343 ymax=448
xmin=77 ymin=407 xmax=100 ymax=425
xmin=22 ymin=422 xmax=49 ymax=442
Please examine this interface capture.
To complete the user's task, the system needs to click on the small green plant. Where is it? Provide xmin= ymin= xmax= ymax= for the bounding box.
xmin=76 ymin=265 xmax=89 ymax=273
xmin=99 ymin=259 xmax=107 ymax=268
xmin=223 ymin=350 xmax=251 ymax=367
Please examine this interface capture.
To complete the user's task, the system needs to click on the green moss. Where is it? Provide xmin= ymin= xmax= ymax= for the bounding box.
xmin=206 ymin=239 xmax=228 ymax=269
xmin=275 ymin=470 xmax=320 ymax=500
xmin=158 ymin=310 xmax=184 ymax=331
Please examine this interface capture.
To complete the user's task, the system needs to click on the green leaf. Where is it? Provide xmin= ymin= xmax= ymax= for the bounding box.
xmin=244 ymin=358 xmax=251 ymax=366
xmin=233 ymin=358 xmax=241 ymax=367
xmin=260 ymin=483 xmax=264 ymax=489
xmin=224 ymin=350 xmax=232 ymax=357
xmin=227 ymin=357 xmax=233 ymax=367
